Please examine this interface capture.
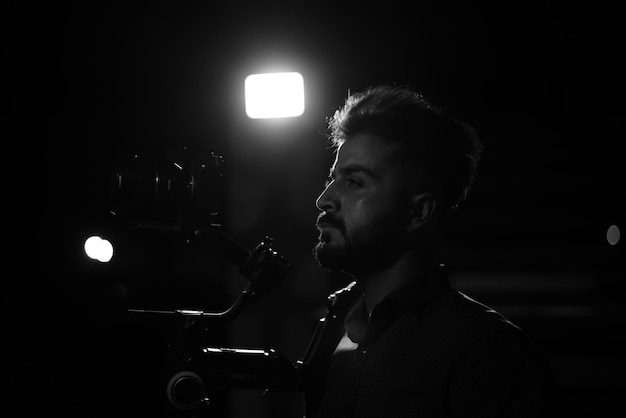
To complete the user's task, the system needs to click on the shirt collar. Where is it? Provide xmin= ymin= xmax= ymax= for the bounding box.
xmin=345 ymin=264 xmax=451 ymax=347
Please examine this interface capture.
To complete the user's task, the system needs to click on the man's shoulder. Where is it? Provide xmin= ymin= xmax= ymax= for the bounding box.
xmin=419 ymin=290 xmax=528 ymax=346
xmin=445 ymin=291 xmax=517 ymax=325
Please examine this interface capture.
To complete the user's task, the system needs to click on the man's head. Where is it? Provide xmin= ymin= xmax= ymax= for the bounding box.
xmin=313 ymin=84 xmax=482 ymax=275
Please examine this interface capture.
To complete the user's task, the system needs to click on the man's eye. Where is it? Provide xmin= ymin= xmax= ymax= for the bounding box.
xmin=344 ymin=178 xmax=362 ymax=189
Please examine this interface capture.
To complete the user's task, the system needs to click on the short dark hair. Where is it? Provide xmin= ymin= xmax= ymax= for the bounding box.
xmin=327 ymin=84 xmax=483 ymax=211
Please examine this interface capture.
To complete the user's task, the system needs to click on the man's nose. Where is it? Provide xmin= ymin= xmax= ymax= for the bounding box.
xmin=316 ymin=182 xmax=337 ymax=212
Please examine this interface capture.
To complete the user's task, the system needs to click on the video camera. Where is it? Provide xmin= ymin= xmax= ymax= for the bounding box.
xmin=108 ymin=148 xmax=359 ymax=416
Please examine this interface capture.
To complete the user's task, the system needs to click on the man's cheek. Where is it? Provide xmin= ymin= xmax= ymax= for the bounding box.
xmin=351 ymin=199 xmax=373 ymax=227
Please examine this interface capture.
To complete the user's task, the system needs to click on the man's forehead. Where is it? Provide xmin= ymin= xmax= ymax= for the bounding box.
xmin=332 ymin=133 xmax=400 ymax=171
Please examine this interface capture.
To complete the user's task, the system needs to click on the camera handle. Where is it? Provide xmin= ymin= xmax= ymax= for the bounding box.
xmin=295 ymin=280 xmax=362 ymax=416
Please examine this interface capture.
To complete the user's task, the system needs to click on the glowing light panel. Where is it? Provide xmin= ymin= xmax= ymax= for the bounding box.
xmin=245 ymin=72 xmax=305 ymax=119
xmin=84 ymin=235 xmax=114 ymax=263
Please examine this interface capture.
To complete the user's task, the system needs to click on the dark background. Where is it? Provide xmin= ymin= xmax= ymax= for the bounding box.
xmin=3 ymin=0 xmax=624 ymax=417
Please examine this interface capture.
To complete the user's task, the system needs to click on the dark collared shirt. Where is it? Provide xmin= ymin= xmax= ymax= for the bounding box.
xmin=312 ymin=267 xmax=551 ymax=417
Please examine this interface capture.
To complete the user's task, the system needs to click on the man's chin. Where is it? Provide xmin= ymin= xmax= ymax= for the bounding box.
xmin=313 ymin=241 xmax=354 ymax=273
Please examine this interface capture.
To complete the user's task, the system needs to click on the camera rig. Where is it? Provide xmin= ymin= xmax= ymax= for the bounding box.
xmin=109 ymin=148 xmax=361 ymax=416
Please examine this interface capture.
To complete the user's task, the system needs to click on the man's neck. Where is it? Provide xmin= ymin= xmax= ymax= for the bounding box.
xmin=356 ymin=250 xmax=437 ymax=317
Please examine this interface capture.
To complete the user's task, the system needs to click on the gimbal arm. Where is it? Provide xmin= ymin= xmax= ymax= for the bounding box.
xmin=127 ymin=229 xmax=290 ymax=324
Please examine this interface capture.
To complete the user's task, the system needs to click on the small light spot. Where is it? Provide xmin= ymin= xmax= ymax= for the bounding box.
xmin=84 ymin=235 xmax=114 ymax=262
xmin=607 ymin=225 xmax=620 ymax=246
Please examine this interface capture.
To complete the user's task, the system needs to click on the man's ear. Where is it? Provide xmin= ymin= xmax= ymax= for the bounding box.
xmin=407 ymin=193 xmax=436 ymax=232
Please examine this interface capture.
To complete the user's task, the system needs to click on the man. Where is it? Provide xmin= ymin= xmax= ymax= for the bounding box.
xmin=306 ymin=85 xmax=550 ymax=417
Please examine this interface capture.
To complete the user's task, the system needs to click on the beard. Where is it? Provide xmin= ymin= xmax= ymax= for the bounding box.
xmin=313 ymin=212 xmax=406 ymax=276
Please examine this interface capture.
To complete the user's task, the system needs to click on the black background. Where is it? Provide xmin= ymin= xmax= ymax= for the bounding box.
xmin=3 ymin=1 xmax=624 ymax=417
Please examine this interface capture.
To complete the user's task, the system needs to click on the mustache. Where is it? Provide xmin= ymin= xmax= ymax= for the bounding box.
xmin=316 ymin=213 xmax=344 ymax=230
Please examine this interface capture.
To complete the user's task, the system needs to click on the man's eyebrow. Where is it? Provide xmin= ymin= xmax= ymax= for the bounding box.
xmin=331 ymin=163 xmax=377 ymax=179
